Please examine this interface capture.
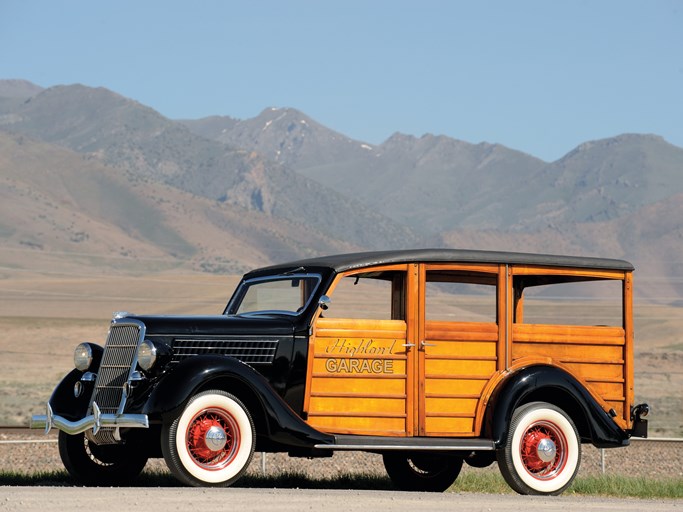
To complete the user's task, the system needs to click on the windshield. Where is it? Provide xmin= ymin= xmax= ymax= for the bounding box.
xmin=226 ymin=274 xmax=321 ymax=316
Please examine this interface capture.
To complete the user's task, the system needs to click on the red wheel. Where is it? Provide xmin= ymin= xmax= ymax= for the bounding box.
xmin=497 ymin=402 xmax=580 ymax=495
xmin=185 ymin=407 xmax=240 ymax=470
xmin=519 ymin=419 xmax=567 ymax=478
xmin=162 ymin=390 xmax=255 ymax=486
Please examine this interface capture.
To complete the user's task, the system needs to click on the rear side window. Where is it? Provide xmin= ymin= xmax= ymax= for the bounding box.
xmin=516 ymin=277 xmax=623 ymax=326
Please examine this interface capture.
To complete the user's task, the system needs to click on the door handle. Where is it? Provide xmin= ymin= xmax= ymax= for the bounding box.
xmin=420 ymin=341 xmax=436 ymax=347
xmin=402 ymin=343 xmax=416 ymax=348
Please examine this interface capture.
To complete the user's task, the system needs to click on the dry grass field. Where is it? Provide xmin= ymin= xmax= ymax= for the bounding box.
xmin=0 ymin=271 xmax=239 ymax=425
xmin=0 ymin=269 xmax=680 ymax=436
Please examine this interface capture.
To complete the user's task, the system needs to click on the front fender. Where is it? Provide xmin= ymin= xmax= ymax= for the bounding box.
xmin=483 ymin=365 xmax=629 ymax=449
xmin=46 ymin=368 xmax=92 ymax=421
xmin=143 ymin=355 xmax=334 ymax=448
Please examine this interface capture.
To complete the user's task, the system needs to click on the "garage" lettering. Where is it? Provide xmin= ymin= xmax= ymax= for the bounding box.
xmin=324 ymin=358 xmax=394 ymax=374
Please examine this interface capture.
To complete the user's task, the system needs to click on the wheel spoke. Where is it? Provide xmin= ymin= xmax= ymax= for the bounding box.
xmin=519 ymin=420 xmax=567 ymax=480
xmin=186 ymin=407 xmax=239 ymax=470
xmin=162 ymin=390 xmax=255 ymax=486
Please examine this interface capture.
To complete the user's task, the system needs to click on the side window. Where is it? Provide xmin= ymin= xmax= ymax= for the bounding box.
xmin=324 ymin=270 xmax=405 ymax=320
xmin=425 ymin=270 xmax=497 ymax=323
xmin=516 ymin=278 xmax=622 ymax=326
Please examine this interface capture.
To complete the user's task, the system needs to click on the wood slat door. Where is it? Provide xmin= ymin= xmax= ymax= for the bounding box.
xmin=304 ymin=264 xmax=418 ymax=436
xmin=306 ymin=317 xmax=413 ymax=435
xmin=418 ymin=264 xmax=502 ymax=436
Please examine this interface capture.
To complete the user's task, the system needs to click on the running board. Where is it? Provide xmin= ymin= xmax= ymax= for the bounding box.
xmin=314 ymin=435 xmax=496 ymax=452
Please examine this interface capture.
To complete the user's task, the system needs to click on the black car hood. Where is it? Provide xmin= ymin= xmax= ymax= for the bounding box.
xmin=121 ymin=314 xmax=298 ymax=337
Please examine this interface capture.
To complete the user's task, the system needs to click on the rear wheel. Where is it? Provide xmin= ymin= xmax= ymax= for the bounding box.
xmin=382 ymin=452 xmax=463 ymax=492
xmin=465 ymin=451 xmax=495 ymax=468
xmin=162 ymin=390 xmax=255 ymax=487
xmin=497 ymin=401 xmax=581 ymax=495
xmin=58 ymin=431 xmax=148 ymax=485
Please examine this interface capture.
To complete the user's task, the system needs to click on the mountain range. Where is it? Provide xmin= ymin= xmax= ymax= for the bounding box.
xmin=1 ymin=79 xmax=682 ymax=300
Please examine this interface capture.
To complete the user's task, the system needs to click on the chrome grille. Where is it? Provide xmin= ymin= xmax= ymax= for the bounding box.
xmin=171 ymin=338 xmax=278 ymax=364
xmin=89 ymin=322 xmax=143 ymax=418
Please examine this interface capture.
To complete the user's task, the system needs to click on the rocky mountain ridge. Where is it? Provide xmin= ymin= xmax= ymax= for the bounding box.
xmin=1 ymin=80 xmax=682 ymax=299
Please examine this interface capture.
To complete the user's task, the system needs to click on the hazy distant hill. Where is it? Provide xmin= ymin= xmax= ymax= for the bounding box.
xmin=515 ymin=134 xmax=683 ymax=227
xmin=0 ymin=131 xmax=195 ymax=261
xmin=2 ymin=79 xmax=683 ymax=299
xmin=0 ymin=79 xmax=43 ymax=98
xmin=182 ymin=110 xmax=548 ymax=231
xmin=0 ymin=130 xmax=408 ymax=274
xmin=182 ymin=107 xmax=380 ymax=172
xmin=0 ymin=84 xmax=427 ymax=261
xmin=0 ymin=79 xmax=44 ymax=114
xmin=182 ymin=104 xmax=683 ymax=299
xmin=186 ymin=111 xmax=683 ymax=233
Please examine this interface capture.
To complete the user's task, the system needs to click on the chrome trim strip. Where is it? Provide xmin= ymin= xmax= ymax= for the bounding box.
xmin=116 ymin=384 xmax=128 ymax=416
xmin=90 ymin=319 xmax=145 ymax=418
xmin=314 ymin=442 xmax=496 ymax=451
xmin=315 ymin=435 xmax=496 ymax=452
xmin=150 ymin=333 xmax=286 ymax=339
xmin=80 ymin=372 xmax=96 ymax=382
xmin=171 ymin=337 xmax=279 ymax=364
xmin=175 ymin=338 xmax=279 ymax=343
xmin=30 ymin=403 xmax=149 ymax=435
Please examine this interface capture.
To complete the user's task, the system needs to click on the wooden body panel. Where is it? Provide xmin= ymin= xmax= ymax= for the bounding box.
xmin=512 ymin=324 xmax=628 ymax=428
xmin=302 ymin=259 xmax=635 ymax=438
xmin=305 ymin=317 xmax=412 ymax=436
xmin=422 ymin=322 xmax=498 ymax=435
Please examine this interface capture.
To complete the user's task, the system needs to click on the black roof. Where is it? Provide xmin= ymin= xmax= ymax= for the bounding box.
xmin=246 ymin=249 xmax=634 ymax=277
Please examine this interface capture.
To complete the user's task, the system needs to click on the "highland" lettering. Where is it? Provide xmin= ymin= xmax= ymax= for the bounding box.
xmin=324 ymin=338 xmax=397 ymax=356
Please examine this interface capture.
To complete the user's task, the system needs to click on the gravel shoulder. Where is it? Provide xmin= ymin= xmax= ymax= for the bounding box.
xmin=2 ymin=432 xmax=682 ymax=512
xmin=1 ymin=430 xmax=681 ymax=480
xmin=2 ymin=486 xmax=682 ymax=512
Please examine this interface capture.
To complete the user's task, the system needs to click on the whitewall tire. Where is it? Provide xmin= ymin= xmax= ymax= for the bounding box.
xmin=497 ymin=401 xmax=581 ymax=495
xmin=162 ymin=390 xmax=255 ymax=486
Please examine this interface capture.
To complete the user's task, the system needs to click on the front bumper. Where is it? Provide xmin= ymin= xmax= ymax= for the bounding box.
xmin=30 ymin=402 xmax=149 ymax=436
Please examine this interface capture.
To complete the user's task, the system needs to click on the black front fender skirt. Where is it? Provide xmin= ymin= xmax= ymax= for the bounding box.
xmin=483 ymin=365 xmax=630 ymax=449
xmin=45 ymin=369 xmax=92 ymax=421
xmin=143 ymin=355 xmax=334 ymax=449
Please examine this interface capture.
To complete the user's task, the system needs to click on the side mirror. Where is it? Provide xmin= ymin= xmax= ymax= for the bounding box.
xmin=318 ymin=295 xmax=331 ymax=311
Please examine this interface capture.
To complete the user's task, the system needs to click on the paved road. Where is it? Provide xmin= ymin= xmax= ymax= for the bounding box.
xmin=1 ymin=487 xmax=681 ymax=512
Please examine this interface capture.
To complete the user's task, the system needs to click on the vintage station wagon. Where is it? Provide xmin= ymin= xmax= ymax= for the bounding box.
xmin=32 ymin=249 xmax=649 ymax=495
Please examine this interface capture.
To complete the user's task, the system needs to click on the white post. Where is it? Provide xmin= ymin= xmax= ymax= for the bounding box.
xmin=600 ymin=448 xmax=605 ymax=474
xmin=261 ymin=451 xmax=267 ymax=475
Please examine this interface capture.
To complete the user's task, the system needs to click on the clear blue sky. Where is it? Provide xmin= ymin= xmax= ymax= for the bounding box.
xmin=2 ymin=1 xmax=681 ymax=161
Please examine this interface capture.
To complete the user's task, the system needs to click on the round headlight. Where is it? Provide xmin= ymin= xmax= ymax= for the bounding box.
xmin=74 ymin=343 xmax=93 ymax=371
xmin=137 ymin=339 xmax=157 ymax=371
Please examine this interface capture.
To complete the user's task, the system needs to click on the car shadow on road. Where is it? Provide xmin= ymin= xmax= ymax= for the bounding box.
xmin=0 ymin=470 xmax=394 ymax=490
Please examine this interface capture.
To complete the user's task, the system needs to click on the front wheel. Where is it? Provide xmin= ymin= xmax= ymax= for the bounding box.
xmin=162 ymin=390 xmax=255 ymax=487
xmin=497 ymin=401 xmax=581 ymax=495
xmin=58 ymin=431 xmax=148 ymax=485
xmin=382 ymin=452 xmax=463 ymax=492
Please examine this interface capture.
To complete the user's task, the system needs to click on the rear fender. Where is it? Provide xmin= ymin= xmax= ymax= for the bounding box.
xmin=483 ymin=365 xmax=629 ymax=449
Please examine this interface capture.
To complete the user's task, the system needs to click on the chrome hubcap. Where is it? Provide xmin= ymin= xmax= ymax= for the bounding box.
xmin=536 ymin=437 xmax=557 ymax=462
xmin=204 ymin=425 xmax=227 ymax=451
